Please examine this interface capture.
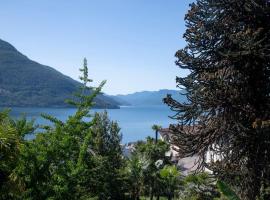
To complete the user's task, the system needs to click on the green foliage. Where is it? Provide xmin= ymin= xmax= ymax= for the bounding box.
xmin=159 ymin=165 xmax=180 ymax=200
xmin=0 ymin=109 xmax=36 ymax=199
xmin=126 ymin=150 xmax=150 ymax=200
xmin=11 ymin=59 xmax=123 ymax=199
xmin=164 ymin=0 xmax=270 ymax=199
xmin=151 ymin=124 xmax=162 ymax=131
xmin=160 ymin=165 xmax=179 ymax=179
xmin=179 ymin=173 xmax=220 ymax=200
xmin=126 ymin=137 xmax=170 ymax=199
xmin=1 ymin=55 xmax=244 ymax=200
xmin=90 ymin=111 xmax=126 ymax=200
xmin=216 ymin=180 xmax=240 ymax=200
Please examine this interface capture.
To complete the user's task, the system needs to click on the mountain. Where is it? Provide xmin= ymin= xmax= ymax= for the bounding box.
xmin=0 ymin=39 xmax=119 ymax=108
xmin=106 ymin=95 xmax=131 ymax=106
xmin=110 ymin=89 xmax=186 ymax=106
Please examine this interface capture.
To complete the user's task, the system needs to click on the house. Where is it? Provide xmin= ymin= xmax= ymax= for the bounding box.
xmin=159 ymin=127 xmax=200 ymax=175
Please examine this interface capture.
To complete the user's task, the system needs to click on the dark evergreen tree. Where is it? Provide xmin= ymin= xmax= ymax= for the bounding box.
xmin=90 ymin=111 xmax=126 ymax=200
xmin=164 ymin=1 xmax=270 ymax=199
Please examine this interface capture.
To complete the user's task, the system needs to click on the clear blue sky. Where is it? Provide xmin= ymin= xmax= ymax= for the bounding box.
xmin=0 ymin=0 xmax=194 ymax=95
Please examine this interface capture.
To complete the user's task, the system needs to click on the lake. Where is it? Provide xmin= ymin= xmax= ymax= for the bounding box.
xmin=7 ymin=105 xmax=176 ymax=143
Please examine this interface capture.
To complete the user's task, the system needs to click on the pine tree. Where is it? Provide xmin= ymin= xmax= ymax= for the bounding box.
xmin=15 ymin=59 xmax=106 ymax=199
xmin=164 ymin=1 xmax=270 ymax=199
xmin=90 ymin=111 xmax=125 ymax=200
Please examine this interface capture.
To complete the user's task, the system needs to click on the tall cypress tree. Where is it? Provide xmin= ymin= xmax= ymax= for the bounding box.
xmin=164 ymin=1 xmax=270 ymax=199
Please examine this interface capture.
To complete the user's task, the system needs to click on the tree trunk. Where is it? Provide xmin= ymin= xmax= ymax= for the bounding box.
xmin=150 ymin=188 xmax=154 ymax=200
xmin=155 ymin=130 xmax=158 ymax=144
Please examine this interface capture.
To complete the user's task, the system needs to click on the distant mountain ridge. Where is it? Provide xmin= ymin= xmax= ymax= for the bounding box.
xmin=110 ymin=89 xmax=186 ymax=106
xmin=0 ymin=39 xmax=119 ymax=108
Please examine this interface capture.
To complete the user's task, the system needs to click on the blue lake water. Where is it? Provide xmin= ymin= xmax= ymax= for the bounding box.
xmin=7 ymin=105 xmax=175 ymax=143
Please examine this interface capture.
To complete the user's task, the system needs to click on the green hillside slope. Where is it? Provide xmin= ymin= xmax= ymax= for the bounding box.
xmin=0 ymin=39 xmax=119 ymax=108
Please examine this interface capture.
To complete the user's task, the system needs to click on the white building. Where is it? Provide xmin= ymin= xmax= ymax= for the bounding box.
xmin=159 ymin=128 xmax=199 ymax=175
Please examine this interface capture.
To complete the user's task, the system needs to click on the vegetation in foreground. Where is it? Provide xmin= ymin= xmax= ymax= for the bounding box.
xmin=0 ymin=59 xmax=242 ymax=200
xmin=164 ymin=0 xmax=270 ymax=199
xmin=1 ymin=0 xmax=270 ymax=199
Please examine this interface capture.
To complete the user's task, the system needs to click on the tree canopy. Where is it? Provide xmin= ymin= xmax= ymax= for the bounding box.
xmin=164 ymin=0 xmax=270 ymax=199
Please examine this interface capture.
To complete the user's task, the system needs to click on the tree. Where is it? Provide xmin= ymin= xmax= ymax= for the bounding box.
xmin=14 ymin=58 xmax=106 ymax=199
xmin=90 ymin=111 xmax=126 ymax=200
xmin=159 ymin=165 xmax=180 ymax=200
xmin=126 ymin=152 xmax=146 ymax=200
xmin=216 ymin=180 xmax=240 ymax=200
xmin=135 ymin=137 xmax=170 ymax=200
xmin=164 ymin=1 xmax=270 ymax=199
xmin=0 ymin=110 xmax=35 ymax=199
xmin=178 ymin=173 xmax=220 ymax=200
xmin=152 ymin=124 xmax=162 ymax=144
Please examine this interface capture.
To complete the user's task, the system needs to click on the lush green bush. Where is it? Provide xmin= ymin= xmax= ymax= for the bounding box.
xmin=178 ymin=173 xmax=220 ymax=200
xmin=0 ymin=59 xmax=124 ymax=199
xmin=0 ymin=109 xmax=35 ymax=199
xmin=126 ymin=137 xmax=171 ymax=199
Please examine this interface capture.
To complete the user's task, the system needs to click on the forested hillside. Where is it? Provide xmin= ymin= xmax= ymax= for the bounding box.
xmin=0 ymin=39 xmax=119 ymax=108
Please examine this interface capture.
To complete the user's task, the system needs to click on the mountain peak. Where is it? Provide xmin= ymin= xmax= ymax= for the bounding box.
xmin=0 ymin=39 xmax=17 ymax=52
xmin=110 ymin=89 xmax=186 ymax=106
